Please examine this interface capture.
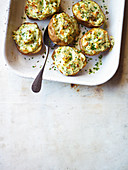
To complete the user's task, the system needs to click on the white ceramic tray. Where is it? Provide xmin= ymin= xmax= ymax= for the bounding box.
xmin=4 ymin=0 xmax=125 ymax=85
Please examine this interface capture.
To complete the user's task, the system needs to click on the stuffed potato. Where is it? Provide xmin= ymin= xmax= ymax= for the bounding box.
xmin=25 ymin=0 xmax=61 ymax=20
xmin=80 ymin=28 xmax=111 ymax=56
xmin=12 ymin=23 xmax=42 ymax=55
xmin=48 ymin=12 xmax=80 ymax=45
xmin=52 ymin=46 xmax=87 ymax=76
xmin=72 ymin=0 xmax=105 ymax=28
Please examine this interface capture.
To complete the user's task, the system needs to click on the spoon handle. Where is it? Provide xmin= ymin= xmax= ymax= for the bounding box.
xmin=31 ymin=46 xmax=49 ymax=93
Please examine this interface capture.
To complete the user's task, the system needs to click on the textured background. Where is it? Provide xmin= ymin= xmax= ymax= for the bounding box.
xmin=0 ymin=0 xmax=128 ymax=170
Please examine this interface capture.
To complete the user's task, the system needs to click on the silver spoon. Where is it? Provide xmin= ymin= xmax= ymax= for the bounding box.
xmin=31 ymin=26 xmax=56 ymax=93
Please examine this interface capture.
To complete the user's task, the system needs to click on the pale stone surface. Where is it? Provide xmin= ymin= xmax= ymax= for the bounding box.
xmin=0 ymin=0 xmax=128 ymax=170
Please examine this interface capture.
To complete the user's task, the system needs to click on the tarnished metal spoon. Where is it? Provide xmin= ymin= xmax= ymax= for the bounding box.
xmin=31 ymin=26 xmax=56 ymax=93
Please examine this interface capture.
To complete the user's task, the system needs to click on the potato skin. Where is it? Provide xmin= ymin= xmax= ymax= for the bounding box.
xmin=14 ymin=41 xmax=42 ymax=55
xmin=25 ymin=0 xmax=61 ymax=20
xmin=79 ymin=28 xmax=110 ymax=56
xmin=72 ymin=1 xmax=105 ymax=28
xmin=48 ymin=18 xmax=68 ymax=46
xmin=51 ymin=50 xmax=56 ymax=61
xmin=12 ymin=23 xmax=43 ymax=55
xmin=51 ymin=47 xmax=87 ymax=76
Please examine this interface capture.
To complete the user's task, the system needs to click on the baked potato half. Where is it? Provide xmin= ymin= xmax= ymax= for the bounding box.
xmin=12 ymin=22 xmax=42 ymax=55
xmin=72 ymin=0 xmax=105 ymax=28
xmin=52 ymin=46 xmax=87 ymax=76
xmin=25 ymin=0 xmax=61 ymax=20
xmin=80 ymin=28 xmax=111 ymax=56
xmin=48 ymin=12 xmax=80 ymax=46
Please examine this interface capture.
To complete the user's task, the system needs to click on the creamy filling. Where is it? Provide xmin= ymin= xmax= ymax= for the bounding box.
xmin=25 ymin=0 xmax=61 ymax=20
xmin=81 ymin=28 xmax=110 ymax=55
xmin=12 ymin=23 xmax=42 ymax=54
xmin=73 ymin=0 xmax=105 ymax=26
xmin=53 ymin=46 xmax=86 ymax=75
xmin=52 ymin=13 xmax=79 ymax=44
